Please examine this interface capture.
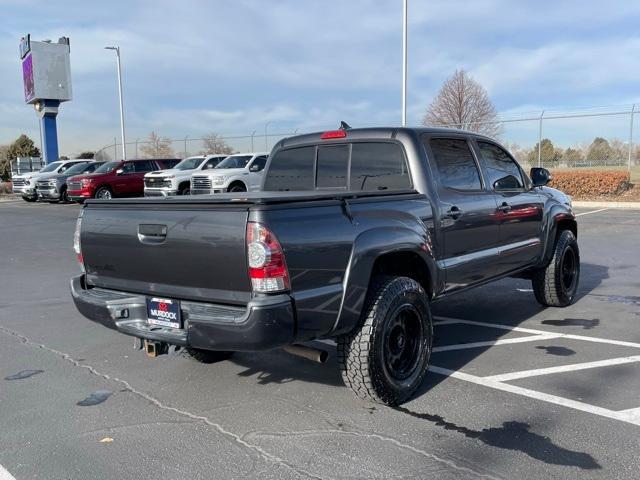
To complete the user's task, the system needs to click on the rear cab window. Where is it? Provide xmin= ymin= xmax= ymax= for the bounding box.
xmin=263 ymin=142 xmax=411 ymax=192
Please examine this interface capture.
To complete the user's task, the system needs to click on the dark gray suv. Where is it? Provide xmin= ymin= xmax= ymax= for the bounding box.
xmin=36 ymin=161 xmax=104 ymax=203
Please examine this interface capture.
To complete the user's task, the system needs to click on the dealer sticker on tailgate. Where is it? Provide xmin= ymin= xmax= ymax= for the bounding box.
xmin=147 ymin=297 xmax=182 ymax=328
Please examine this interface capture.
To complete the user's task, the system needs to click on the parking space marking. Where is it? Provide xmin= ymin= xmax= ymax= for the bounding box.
xmin=617 ymin=407 xmax=640 ymax=423
xmin=430 ymin=316 xmax=640 ymax=426
xmin=0 ymin=464 xmax=16 ymax=480
xmin=435 ymin=316 xmax=640 ymax=350
xmin=484 ymin=355 xmax=640 ymax=382
xmin=428 ymin=365 xmax=640 ymax=427
xmin=575 ymin=208 xmax=609 ymax=217
xmin=433 ymin=333 xmax=562 ymax=352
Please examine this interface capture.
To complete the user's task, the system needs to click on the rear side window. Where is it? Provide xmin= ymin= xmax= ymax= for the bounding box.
xmin=160 ymin=159 xmax=180 ymax=169
xmin=477 ymin=142 xmax=524 ymax=190
xmin=264 ymin=146 xmax=315 ymax=191
xmin=317 ymin=145 xmax=349 ymax=188
xmin=350 ymin=142 xmax=410 ymax=191
xmin=135 ymin=160 xmax=156 ymax=172
xmin=428 ymin=138 xmax=482 ymax=190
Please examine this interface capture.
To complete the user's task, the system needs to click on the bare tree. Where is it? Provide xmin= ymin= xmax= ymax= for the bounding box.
xmin=201 ymin=133 xmax=234 ymax=155
xmin=139 ymin=132 xmax=175 ymax=158
xmin=423 ymin=69 xmax=502 ymax=137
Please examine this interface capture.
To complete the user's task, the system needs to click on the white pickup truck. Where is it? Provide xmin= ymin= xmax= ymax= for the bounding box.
xmin=144 ymin=154 xmax=228 ymax=196
xmin=190 ymin=152 xmax=269 ymax=194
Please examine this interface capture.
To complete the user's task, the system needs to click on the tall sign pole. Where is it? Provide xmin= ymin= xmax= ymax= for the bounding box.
xmin=402 ymin=0 xmax=408 ymax=127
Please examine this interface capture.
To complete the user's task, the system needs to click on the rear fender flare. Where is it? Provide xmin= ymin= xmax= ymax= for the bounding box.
xmin=331 ymin=226 xmax=436 ymax=336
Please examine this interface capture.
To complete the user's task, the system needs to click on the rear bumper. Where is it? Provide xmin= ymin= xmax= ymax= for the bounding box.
xmin=70 ymin=274 xmax=295 ymax=351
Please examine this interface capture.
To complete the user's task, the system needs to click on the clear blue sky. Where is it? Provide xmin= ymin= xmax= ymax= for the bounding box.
xmin=1 ymin=0 xmax=639 ymax=155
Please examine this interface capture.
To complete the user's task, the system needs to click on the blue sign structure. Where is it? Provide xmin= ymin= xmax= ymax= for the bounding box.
xmin=19 ymin=35 xmax=72 ymax=164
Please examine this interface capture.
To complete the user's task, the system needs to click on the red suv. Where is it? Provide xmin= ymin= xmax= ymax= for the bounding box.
xmin=67 ymin=158 xmax=179 ymax=201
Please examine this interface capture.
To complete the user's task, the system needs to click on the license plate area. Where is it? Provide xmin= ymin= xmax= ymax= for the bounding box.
xmin=146 ymin=297 xmax=182 ymax=329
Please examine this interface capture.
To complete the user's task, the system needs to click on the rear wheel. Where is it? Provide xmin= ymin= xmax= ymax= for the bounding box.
xmin=532 ymin=229 xmax=580 ymax=307
xmin=181 ymin=348 xmax=234 ymax=364
xmin=337 ymin=276 xmax=433 ymax=405
xmin=94 ymin=186 xmax=112 ymax=200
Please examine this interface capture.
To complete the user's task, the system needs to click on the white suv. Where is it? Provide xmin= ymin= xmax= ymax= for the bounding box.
xmin=144 ymin=154 xmax=228 ymax=196
xmin=190 ymin=152 xmax=269 ymax=194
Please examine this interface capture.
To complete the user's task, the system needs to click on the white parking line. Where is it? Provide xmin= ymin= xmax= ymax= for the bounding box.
xmin=432 ymin=333 xmax=562 ymax=352
xmin=0 ymin=464 xmax=16 ymax=480
xmin=431 ymin=316 xmax=640 ymax=426
xmin=428 ymin=365 xmax=640 ymax=427
xmin=434 ymin=316 xmax=640 ymax=350
xmin=575 ymin=208 xmax=609 ymax=217
xmin=484 ymin=355 xmax=640 ymax=382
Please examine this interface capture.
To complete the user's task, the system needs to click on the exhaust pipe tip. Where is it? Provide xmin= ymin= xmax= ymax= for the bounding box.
xmin=283 ymin=344 xmax=329 ymax=364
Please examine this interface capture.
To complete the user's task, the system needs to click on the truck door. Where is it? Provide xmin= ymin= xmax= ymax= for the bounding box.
xmin=474 ymin=140 xmax=544 ymax=274
xmin=247 ymin=155 xmax=268 ymax=190
xmin=422 ymin=135 xmax=500 ymax=291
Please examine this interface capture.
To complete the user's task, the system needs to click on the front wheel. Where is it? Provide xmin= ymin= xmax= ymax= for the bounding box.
xmin=228 ymin=183 xmax=246 ymax=193
xmin=337 ymin=276 xmax=433 ymax=405
xmin=60 ymin=187 xmax=69 ymax=203
xmin=532 ymin=229 xmax=580 ymax=307
xmin=94 ymin=186 xmax=112 ymax=200
xmin=179 ymin=184 xmax=190 ymax=195
xmin=22 ymin=196 xmax=37 ymax=202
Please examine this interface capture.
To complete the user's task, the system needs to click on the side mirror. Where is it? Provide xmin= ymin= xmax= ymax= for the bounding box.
xmin=115 ymin=168 xmax=124 ymax=175
xmin=530 ymin=167 xmax=551 ymax=187
xmin=493 ymin=175 xmax=521 ymax=191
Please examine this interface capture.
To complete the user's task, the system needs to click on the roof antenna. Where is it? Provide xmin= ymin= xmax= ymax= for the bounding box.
xmin=339 ymin=121 xmax=351 ymax=130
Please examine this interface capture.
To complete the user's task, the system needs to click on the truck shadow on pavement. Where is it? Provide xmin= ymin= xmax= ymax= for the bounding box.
xmin=394 ymin=406 xmax=601 ymax=470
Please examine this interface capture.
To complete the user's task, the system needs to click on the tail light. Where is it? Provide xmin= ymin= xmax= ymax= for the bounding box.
xmin=246 ymin=222 xmax=289 ymax=293
xmin=73 ymin=210 xmax=85 ymax=273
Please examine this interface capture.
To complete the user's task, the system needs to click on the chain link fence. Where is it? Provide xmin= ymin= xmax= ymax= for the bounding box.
xmin=94 ymin=131 xmax=298 ymax=162
xmin=94 ymin=105 xmax=639 ymax=177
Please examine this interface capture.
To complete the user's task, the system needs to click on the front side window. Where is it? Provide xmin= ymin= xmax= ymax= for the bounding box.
xmin=350 ymin=142 xmax=410 ymax=191
xmin=317 ymin=145 xmax=349 ymax=188
xmin=263 ymin=146 xmax=315 ymax=191
xmin=121 ymin=162 xmax=135 ymax=174
xmin=249 ymin=155 xmax=268 ymax=172
xmin=428 ymin=138 xmax=482 ymax=190
xmin=477 ymin=142 xmax=524 ymax=190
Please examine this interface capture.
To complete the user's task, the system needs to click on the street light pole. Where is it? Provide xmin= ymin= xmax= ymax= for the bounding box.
xmin=105 ymin=46 xmax=127 ymax=160
xmin=402 ymin=0 xmax=408 ymax=127
xmin=264 ymin=121 xmax=272 ymax=151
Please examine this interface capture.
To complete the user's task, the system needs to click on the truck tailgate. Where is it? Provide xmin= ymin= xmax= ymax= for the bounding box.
xmin=81 ymin=204 xmax=251 ymax=304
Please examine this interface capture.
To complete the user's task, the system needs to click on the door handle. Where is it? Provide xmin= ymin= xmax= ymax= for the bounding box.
xmin=137 ymin=224 xmax=168 ymax=244
xmin=497 ymin=202 xmax=511 ymax=213
xmin=444 ymin=206 xmax=463 ymax=219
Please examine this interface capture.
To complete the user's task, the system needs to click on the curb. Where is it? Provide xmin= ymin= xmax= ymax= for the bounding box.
xmin=573 ymin=201 xmax=640 ymax=209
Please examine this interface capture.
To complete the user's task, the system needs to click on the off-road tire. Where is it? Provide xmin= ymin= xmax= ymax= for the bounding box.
xmin=532 ymin=229 xmax=580 ymax=307
xmin=180 ymin=348 xmax=234 ymax=364
xmin=337 ymin=276 xmax=433 ymax=405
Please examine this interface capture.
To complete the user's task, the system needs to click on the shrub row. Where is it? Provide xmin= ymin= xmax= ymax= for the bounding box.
xmin=549 ymin=170 xmax=631 ymax=198
xmin=0 ymin=181 xmax=12 ymax=195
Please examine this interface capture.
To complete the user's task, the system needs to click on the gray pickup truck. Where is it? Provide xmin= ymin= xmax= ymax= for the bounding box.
xmin=71 ymin=127 xmax=579 ymax=405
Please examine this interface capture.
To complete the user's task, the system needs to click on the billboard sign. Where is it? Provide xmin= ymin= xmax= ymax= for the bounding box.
xmin=22 ymin=53 xmax=35 ymax=103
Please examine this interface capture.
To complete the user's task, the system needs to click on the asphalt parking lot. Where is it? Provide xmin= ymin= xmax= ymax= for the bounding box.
xmin=1 ymin=199 xmax=639 ymax=479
